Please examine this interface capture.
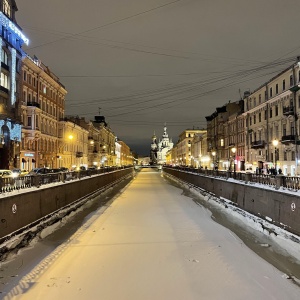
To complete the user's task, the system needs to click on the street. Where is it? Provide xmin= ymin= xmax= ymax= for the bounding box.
xmin=2 ymin=168 xmax=300 ymax=300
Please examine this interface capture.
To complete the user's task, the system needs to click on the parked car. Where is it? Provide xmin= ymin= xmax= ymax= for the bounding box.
xmin=28 ymin=168 xmax=51 ymax=176
xmin=20 ymin=169 xmax=29 ymax=176
xmin=12 ymin=169 xmax=21 ymax=177
xmin=0 ymin=170 xmax=14 ymax=178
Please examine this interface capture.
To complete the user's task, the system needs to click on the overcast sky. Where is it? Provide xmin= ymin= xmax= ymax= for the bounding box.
xmin=16 ymin=0 xmax=300 ymax=155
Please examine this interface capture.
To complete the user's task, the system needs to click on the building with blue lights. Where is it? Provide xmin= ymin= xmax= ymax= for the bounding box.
xmin=0 ymin=0 xmax=28 ymax=169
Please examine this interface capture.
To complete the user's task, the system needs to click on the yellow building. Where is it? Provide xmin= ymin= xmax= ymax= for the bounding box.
xmin=58 ymin=119 xmax=89 ymax=170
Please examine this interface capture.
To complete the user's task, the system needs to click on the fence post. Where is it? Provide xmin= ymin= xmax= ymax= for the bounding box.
xmin=245 ymin=172 xmax=252 ymax=184
xmin=276 ymin=175 xmax=284 ymax=190
xmin=34 ymin=175 xmax=41 ymax=188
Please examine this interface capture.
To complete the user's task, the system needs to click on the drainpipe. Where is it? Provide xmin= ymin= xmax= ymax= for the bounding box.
xmin=265 ymin=84 xmax=269 ymax=164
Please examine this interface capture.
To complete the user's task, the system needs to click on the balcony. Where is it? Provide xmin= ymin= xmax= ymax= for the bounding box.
xmin=281 ymin=135 xmax=296 ymax=144
xmin=76 ymin=152 xmax=83 ymax=158
xmin=283 ymin=106 xmax=294 ymax=116
xmin=27 ymin=101 xmax=41 ymax=108
xmin=251 ymin=140 xmax=265 ymax=149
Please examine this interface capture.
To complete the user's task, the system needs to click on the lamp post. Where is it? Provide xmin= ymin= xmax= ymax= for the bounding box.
xmin=69 ymin=134 xmax=73 ymax=169
xmin=272 ymin=138 xmax=279 ymax=173
xmin=212 ymin=151 xmax=216 ymax=170
xmin=231 ymin=147 xmax=237 ymax=176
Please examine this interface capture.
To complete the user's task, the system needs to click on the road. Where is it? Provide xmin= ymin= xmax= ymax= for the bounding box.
xmin=2 ymin=168 xmax=300 ymax=299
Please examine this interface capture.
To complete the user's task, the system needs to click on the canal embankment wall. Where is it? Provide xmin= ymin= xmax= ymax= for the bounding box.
xmin=0 ymin=168 xmax=133 ymax=240
xmin=163 ymin=167 xmax=300 ymax=236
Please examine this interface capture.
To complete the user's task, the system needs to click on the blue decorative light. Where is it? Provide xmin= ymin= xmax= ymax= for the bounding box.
xmin=0 ymin=120 xmax=21 ymax=142
xmin=0 ymin=12 xmax=29 ymax=46
xmin=11 ymin=48 xmax=16 ymax=105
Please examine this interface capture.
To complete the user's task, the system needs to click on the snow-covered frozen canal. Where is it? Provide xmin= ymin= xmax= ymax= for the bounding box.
xmin=2 ymin=168 xmax=300 ymax=299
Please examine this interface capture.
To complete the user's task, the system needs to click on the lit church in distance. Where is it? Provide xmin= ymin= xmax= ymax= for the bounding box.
xmin=150 ymin=125 xmax=173 ymax=165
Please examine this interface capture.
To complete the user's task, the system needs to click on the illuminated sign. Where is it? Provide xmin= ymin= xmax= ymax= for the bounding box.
xmin=25 ymin=153 xmax=34 ymax=157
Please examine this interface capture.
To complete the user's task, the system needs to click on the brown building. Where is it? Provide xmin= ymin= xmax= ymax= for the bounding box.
xmin=20 ymin=55 xmax=67 ymax=170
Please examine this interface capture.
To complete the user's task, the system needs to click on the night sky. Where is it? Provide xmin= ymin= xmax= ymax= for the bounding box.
xmin=16 ymin=0 xmax=300 ymax=155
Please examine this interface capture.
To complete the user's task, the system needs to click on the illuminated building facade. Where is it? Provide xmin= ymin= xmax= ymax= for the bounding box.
xmin=0 ymin=0 xmax=28 ymax=169
xmin=58 ymin=119 xmax=88 ymax=170
xmin=21 ymin=56 xmax=67 ymax=170
xmin=157 ymin=125 xmax=173 ymax=164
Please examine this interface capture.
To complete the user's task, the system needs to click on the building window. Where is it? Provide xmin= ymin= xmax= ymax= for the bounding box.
xmin=3 ymin=0 xmax=11 ymax=18
xmin=284 ymin=151 xmax=287 ymax=161
xmin=259 ymin=112 xmax=261 ymax=122
xmin=1 ymin=72 xmax=9 ymax=89
xmin=269 ymin=108 xmax=272 ymax=118
xmin=292 ymin=151 xmax=295 ymax=160
xmin=259 ymin=94 xmax=261 ymax=104
xmin=290 ymin=75 xmax=293 ymax=87
xmin=276 ymin=84 xmax=278 ymax=94
xmin=27 ymin=116 xmax=32 ymax=127
xmin=253 ymin=115 xmax=256 ymax=124
xmin=1 ymin=49 xmax=8 ymax=65
xmin=270 ymin=87 xmax=273 ymax=98
xmin=283 ymin=79 xmax=285 ymax=90
xmin=291 ymin=123 xmax=295 ymax=135
xmin=23 ymin=71 xmax=27 ymax=81
xmin=283 ymin=124 xmax=286 ymax=136
xmin=265 ymin=110 xmax=267 ymax=120
xmin=275 ymin=105 xmax=278 ymax=116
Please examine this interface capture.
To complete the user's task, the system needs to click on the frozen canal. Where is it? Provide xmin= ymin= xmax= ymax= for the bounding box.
xmin=2 ymin=168 xmax=300 ymax=299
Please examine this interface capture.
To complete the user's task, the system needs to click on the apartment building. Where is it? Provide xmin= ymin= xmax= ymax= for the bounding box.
xmin=21 ymin=56 xmax=67 ymax=170
xmin=244 ymin=58 xmax=300 ymax=175
xmin=206 ymin=101 xmax=243 ymax=170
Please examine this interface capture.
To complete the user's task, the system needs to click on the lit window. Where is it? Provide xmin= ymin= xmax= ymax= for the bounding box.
xmin=3 ymin=0 xmax=11 ymax=18
xmin=1 ymin=72 xmax=9 ymax=89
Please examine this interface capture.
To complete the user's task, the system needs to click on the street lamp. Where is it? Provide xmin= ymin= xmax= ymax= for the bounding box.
xmin=231 ymin=147 xmax=237 ymax=175
xmin=212 ymin=151 xmax=216 ymax=169
xmin=69 ymin=134 xmax=74 ymax=169
xmin=272 ymin=138 xmax=279 ymax=173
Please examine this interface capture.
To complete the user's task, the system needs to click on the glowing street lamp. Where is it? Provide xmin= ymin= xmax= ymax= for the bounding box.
xmin=212 ymin=151 xmax=216 ymax=169
xmin=231 ymin=147 xmax=237 ymax=175
xmin=272 ymin=139 xmax=279 ymax=172
xmin=69 ymin=134 xmax=74 ymax=168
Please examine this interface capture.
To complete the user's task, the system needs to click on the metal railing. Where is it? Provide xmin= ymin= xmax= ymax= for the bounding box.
xmin=163 ymin=166 xmax=300 ymax=190
xmin=0 ymin=166 xmax=132 ymax=194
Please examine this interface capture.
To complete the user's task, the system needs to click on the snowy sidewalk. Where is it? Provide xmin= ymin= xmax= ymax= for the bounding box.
xmin=6 ymin=168 xmax=300 ymax=300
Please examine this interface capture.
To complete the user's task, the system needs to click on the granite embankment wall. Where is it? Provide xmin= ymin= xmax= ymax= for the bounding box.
xmin=0 ymin=168 xmax=133 ymax=239
xmin=163 ymin=167 xmax=300 ymax=236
